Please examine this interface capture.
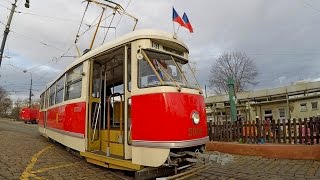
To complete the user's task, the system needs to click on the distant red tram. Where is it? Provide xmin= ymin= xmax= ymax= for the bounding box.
xmin=20 ymin=107 xmax=39 ymax=124
xmin=39 ymin=29 xmax=208 ymax=178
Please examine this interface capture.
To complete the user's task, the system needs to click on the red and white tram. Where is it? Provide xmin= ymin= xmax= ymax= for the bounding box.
xmin=39 ymin=29 xmax=208 ymax=178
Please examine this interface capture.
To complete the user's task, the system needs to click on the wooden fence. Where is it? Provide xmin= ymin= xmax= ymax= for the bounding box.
xmin=207 ymin=117 xmax=320 ymax=145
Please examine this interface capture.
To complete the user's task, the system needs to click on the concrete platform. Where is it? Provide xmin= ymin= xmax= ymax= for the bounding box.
xmin=206 ymin=141 xmax=320 ymax=160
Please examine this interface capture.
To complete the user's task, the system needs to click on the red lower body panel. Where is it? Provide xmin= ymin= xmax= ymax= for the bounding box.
xmin=131 ymin=92 xmax=207 ymax=143
xmin=44 ymin=102 xmax=86 ymax=136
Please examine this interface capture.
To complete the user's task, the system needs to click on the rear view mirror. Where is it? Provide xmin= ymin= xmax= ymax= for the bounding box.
xmin=137 ymin=53 xmax=143 ymax=60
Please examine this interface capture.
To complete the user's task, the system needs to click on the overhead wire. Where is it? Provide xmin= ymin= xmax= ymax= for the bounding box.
xmin=78 ymin=13 xmax=113 ymax=38
xmin=2 ymin=0 xmax=13 ymax=4
xmin=302 ymin=0 xmax=320 ymax=13
xmin=115 ymin=0 xmax=132 ymax=29
xmin=75 ymin=1 xmax=90 ymax=44
xmin=0 ymin=3 xmax=10 ymax=10
xmin=0 ymin=20 xmax=5 ymax=26
xmin=101 ymin=9 xmax=116 ymax=44
xmin=9 ymin=29 xmax=65 ymax=52
xmin=15 ymin=11 xmax=80 ymax=23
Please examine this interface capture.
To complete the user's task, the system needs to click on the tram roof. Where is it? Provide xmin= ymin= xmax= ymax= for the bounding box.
xmin=43 ymin=29 xmax=189 ymax=92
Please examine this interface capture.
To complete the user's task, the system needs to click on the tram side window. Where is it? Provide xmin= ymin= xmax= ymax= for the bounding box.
xmin=65 ymin=64 xmax=83 ymax=100
xmin=40 ymin=94 xmax=44 ymax=109
xmin=49 ymin=84 xmax=56 ymax=106
xmin=44 ymin=91 xmax=48 ymax=108
xmin=55 ymin=76 xmax=65 ymax=104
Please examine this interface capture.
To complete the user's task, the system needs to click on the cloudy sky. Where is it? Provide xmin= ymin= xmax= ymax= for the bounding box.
xmin=0 ymin=0 xmax=320 ymax=101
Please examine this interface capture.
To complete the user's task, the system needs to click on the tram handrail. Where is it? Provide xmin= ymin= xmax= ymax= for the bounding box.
xmin=106 ymin=93 xmax=123 ymax=156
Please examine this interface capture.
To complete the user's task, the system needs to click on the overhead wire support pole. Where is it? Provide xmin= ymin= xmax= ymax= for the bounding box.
xmin=0 ymin=0 xmax=18 ymax=69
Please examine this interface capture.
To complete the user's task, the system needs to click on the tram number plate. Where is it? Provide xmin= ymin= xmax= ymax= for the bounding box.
xmin=188 ymin=128 xmax=202 ymax=136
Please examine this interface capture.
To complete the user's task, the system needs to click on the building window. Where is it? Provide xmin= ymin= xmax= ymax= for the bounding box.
xmin=300 ymin=103 xmax=307 ymax=112
xmin=65 ymin=64 xmax=83 ymax=100
xmin=264 ymin=110 xmax=272 ymax=115
xmin=311 ymin=102 xmax=318 ymax=110
xmin=279 ymin=108 xmax=285 ymax=118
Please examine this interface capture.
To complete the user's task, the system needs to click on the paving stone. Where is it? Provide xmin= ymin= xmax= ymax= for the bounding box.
xmin=2 ymin=118 xmax=320 ymax=180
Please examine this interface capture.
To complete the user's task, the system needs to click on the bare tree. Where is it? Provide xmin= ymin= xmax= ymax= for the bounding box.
xmin=10 ymin=99 xmax=23 ymax=120
xmin=209 ymin=51 xmax=258 ymax=94
xmin=0 ymin=86 xmax=13 ymax=117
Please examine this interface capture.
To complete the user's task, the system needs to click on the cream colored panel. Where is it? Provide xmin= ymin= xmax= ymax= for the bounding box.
xmin=131 ymin=86 xmax=202 ymax=96
xmin=46 ymin=129 xmax=86 ymax=152
xmin=132 ymin=146 xmax=169 ymax=167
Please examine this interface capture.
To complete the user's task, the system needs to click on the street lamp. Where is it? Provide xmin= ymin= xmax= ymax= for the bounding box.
xmin=23 ymin=70 xmax=32 ymax=108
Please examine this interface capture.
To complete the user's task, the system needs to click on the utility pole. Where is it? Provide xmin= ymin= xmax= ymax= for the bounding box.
xmin=0 ymin=0 xmax=17 ymax=69
xmin=29 ymin=74 xmax=32 ymax=108
xmin=23 ymin=70 xmax=32 ymax=108
xmin=228 ymin=76 xmax=237 ymax=121
xmin=0 ymin=0 xmax=30 ymax=69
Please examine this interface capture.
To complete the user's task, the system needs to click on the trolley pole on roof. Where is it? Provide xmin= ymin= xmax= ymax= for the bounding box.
xmin=0 ymin=0 xmax=30 ymax=69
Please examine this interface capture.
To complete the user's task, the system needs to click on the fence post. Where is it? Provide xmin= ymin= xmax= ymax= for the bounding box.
xmin=235 ymin=121 xmax=238 ymax=141
xmin=219 ymin=121 xmax=223 ymax=141
xmin=244 ymin=120 xmax=247 ymax=143
xmin=257 ymin=118 xmax=261 ymax=143
xmin=288 ymin=118 xmax=292 ymax=144
xmin=229 ymin=121 xmax=232 ymax=141
xmin=304 ymin=118 xmax=309 ymax=144
xmin=219 ymin=122 xmax=224 ymax=141
xmin=209 ymin=120 xmax=213 ymax=141
xmin=277 ymin=119 xmax=281 ymax=143
xmin=299 ymin=118 xmax=302 ymax=144
xmin=223 ymin=121 xmax=227 ymax=141
xmin=272 ymin=119 xmax=276 ymax=143
xmin=232 ymin=121 xmax=236 ymax=141
xmin=316 ymin=117 xmax=319 ymax=144
xmin=262 ymin=120 xmax=266 ymax=143
xmin=240 ymin=120 xmax=243 ymax=142
xmin=267 ymin=120 xmax=271 ymax=143
xmin=253 ymin=120 xmax=257 ymax=143
xmin=310 ymin=117 xmax=314 ymax=145
xmin=293 ymin=118 xmax=297 ymax=144
xmin=207 ymin=121 xmax=210 ymax=140
xmin=249 ymin=120 xmax=253 ymax=143
xmin=282 ymin=119 xmax=286 ymax=144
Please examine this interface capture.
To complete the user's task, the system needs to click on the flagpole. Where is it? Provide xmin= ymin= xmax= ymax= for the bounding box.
xmin=172 ymin=6 xmax=176 ymax=36
xmin=173 ymin=20 xmax=176 ymax=36
xmin=176 ymin=25 xmax=181 ymax=35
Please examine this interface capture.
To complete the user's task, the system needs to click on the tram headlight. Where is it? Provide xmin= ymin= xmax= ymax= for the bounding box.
xmin=191 ymin=111 xmax=200 ymax=125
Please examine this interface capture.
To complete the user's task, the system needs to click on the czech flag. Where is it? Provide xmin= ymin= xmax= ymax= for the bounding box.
xmin=172 ymin=7 xmax=185 ymax=27
xmin=182 ymin=13 xmax=193 ymax=33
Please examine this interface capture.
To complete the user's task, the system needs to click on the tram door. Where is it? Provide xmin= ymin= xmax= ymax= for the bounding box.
xmin=88 ymin=62 xmax=102 ymax=151
xmin=87 ymin=46 xmax=129 ymax=159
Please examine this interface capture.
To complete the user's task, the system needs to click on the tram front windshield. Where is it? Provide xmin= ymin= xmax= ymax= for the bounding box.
xmin=138 ymin=50 xmax=199 ymax=89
